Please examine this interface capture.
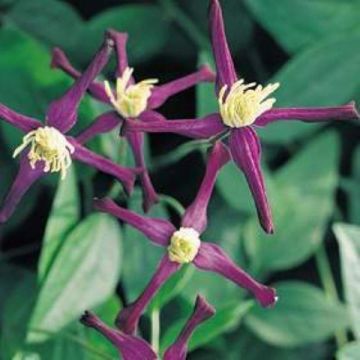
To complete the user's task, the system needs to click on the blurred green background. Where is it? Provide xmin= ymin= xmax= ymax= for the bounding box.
xmin=0 ymin=0 xmax=359 ymax=359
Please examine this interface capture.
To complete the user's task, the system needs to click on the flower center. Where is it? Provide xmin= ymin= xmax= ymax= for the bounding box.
xmin=168 ymin=227 xmax=201 ymax=264
xmin=13 ymin=126 xmax=74 ymax=180
xmin=104 ymin=67 xmax=158 ymax=118
xmin=218 ymin=79 xmax=280 ymax=128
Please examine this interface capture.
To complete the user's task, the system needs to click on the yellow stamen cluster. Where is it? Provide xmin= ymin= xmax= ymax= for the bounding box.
xmin=168 ymin=227 xmax=201 ymax=264
xmin=104 ymin=67 xmax=158 ymax=118
xmin=218 ymin=79 xmax=280 ymax=128
xmin=13 ymin=126 xmax=74 ymax=180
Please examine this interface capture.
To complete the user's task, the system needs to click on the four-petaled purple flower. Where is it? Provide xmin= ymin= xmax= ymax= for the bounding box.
xmin=80 ymin=295 xmax=215 ymax=360
xmin=51 ymin=29 xmax=215 ymax=212
xmin=122 ymin=0 xmax=360 ymax=233
xmin=94 ymin=141 xmax=277 ymax=335
xmin=0 ymin=31 xmax=140 ymax=223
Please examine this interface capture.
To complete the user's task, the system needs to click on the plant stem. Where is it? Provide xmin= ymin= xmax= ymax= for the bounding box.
xmin=158 ymin=0 xmax=210 ymax=51
xmin=159 ymin=194 xmax=185 ymax=217
xmin=151 ymin=308 xmax=160 ymax=353
xmin=315 ymin=245 xmax=347 ymax=348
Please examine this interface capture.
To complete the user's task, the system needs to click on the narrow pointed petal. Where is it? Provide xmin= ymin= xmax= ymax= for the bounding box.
xmin=148 ymin=65 xmax=216 ymax=109
xmin=209 ymin=0 xmax=237 ymax=92
xmin=76 ymin=111 xmax=122 ymax=144
xmin=107 ymin=30 xmax=132 ymax=79
xmin=0 ymin=103 xmax=42 ymax=133
xmin=255 ymin=102 xmax=360 ymax=126
xmin=51 ymin=47 xmax=110 ymax=103
xmin=229 ymin=128 xmax=273 ymax=234
xmin=164 ymin=295 xmax=215 ymax=360
xmin=116 ymin=255 xmax=180 ymax=334
xmin=93 ymin=198 xmax=175 ymax=247
xmin=47 ymin=34 xmax=113 ymax=133
xmin=181 ymin=142 xmax=230 ymax=233
xmin=0 ymin=154 xmax=44 ymax=223
xmin=123 ymin=113 xmax=226 ymax=139
xmin=69 ymin=138 xmax=137 ymax=195
xmin=127 ymin=132 xmax=159 ymax=212
xmin=194 ymin=243 xmax=277 ymax=307
xmin=80 ymin=311 xmax=157 ymax=360
xmin=139 ymin=110 xmax=167 ymax=123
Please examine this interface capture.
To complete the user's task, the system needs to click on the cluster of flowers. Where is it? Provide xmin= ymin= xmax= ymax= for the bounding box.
xmin=0 ymin=0 xmax=358 ymax=359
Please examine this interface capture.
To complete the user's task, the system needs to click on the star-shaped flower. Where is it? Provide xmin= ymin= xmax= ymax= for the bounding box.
xmin=94 ymin=142 xmax=277 ymax=335
xmin=51 ymin=29 xmax=215 ymax=212
xmin=0 ymin=32 xmax=139 ymax=223
xmin=80 ymin=295 xmax=215 ymax=360
xmin=122 ymin=0 xmax=359 ymax=233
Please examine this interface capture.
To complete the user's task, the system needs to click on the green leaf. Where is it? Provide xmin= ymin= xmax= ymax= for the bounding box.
xmin=245 ymin=282 xmax=349 ymax=347
xmin=160 ymin=300 xmax=253 ymax=353
xmin=77 ymin=5 xmax=170 ymax=66
xmin=38 ymin=167 xmax=80 ymax=283
xmin=346 ymin=147 xmax=360 ymax=225
xmin=333 ymin=223 xmax=360 ymax=339
xmin=244 ymin=0 xmax=360 ymax=54
xmin=337 ymin=342 xmax=360 ymax=360
xmin=244 ymin=132 xmax=339 ymax=271
xmin=259 ymin=33 xmax=360 ymax=144
xmin=28 ymin=213 xmax=122 ymax=342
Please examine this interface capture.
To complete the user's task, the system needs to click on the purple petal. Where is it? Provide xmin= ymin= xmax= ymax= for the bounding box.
xmin=255 ymin=102 xmax=360 ymax=127
xmin=163 ymin=295 xmax=215 ymax=360
xmin=0 ymin=153 xmax=44 ymax=223
xmin=148 ymin=65 xmax=216 ymax=109
xmin=122 ymin=113 xmax=226 ymax=139
xmin=51 ymin=47 xmax=110 ymax=104
xmin=76 ymin=111 xmax=122 ymax=144
xmin=0 ymin=103 xmax=42 ymax=133
xmin=69 ymin=138 xmax=137 ymax=195
xmin=107 ymin=30 xmax=133 ymax=80
xmin=194 ymin=243 xmax=277 ymax=307
xmin=139 ymin=110 xmax=167 ymax=123
xmin=80 ymin=311 xmax=157 ymax=360
xmin=46 ymin=34 xmax=113 ymax=133
xmin=116 ymin=255 xmax=180 ymax=334
xmin=229 ymin=127 xmax=273 ymax=234
xmin=181 ymin=141 xmax=230 ymax=233
xmin=209 ymin=0 xmax=237 ymax=93
xmin=127 ymin=132 xmax=159 ymax=212
xmin=93 ymin=198 xmax=175 ymax=247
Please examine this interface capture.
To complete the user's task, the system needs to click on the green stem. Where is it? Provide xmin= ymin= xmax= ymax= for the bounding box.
xmin=158 ymin=0 xmax=210 ymax=51
xmin=159 ymin=194 xmax=185 ymax=217
xmin=151 ymin=308 xmax=160 ymax=353
xmin=315 ymin=245 xmax=347 ymax=348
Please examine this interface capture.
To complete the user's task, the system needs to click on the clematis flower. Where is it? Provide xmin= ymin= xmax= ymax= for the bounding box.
xmin=94 ymin=142 xmax=277 ymax=335
xmin=122 ymin=0 xmax=360 ymax=233
xmin=0 ymin=32 xmax=139 ymax=223
xmin=80 ymin=295 xmax=215 ymax=360
xmin=51 ymin=30 xmax=215 ymax=212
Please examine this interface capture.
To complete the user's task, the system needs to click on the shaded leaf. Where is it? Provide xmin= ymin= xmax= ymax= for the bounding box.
xmin=337 ymin=342 xmax=360 ymax=360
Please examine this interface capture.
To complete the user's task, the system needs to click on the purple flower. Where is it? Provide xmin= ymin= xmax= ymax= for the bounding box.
xmin=51 ymin=30 xmax=215 ymax=212
xmin=122 ymin=0 xmax=360 ymax=233
xmin=0 ymin=32 xmax=139 ymax=223
xmin=80 ymin=295 xmax=215 ymax=360
xmin=94 ymin=142 xmax=277 ymax=335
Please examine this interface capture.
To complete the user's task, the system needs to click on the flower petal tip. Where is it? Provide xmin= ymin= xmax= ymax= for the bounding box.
xmin=199 ymin=64 xmax=216 ymax=82
xmin=349 ymin=101 xmax=360 ymax=119
xmin=195 ymin=295 xmax=216 ymax=318
xmin=80 ymin=310 xmax=98 ymax=328
xmin=257 ymin=286 xmax=278 ymax=308
xmin=106 ymin=29 xmax=129 ymax=43
xmin=50 ymin=47 xmax=66 ymax=69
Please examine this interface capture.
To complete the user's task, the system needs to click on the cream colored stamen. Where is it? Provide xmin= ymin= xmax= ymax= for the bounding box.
xmin=104 ymin=67 xmax=158 ymax=118
xmin=218 ymin=79 xmax=280 ymax=128
xmin=13 ymin=126 xmax=74 ymax=180
xmin=168 ymin=227 xmax=201 ymax=264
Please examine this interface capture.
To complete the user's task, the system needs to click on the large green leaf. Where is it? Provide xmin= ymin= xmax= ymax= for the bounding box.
xmin=245 ymin=282 xmax=349 ymax=347
xmin=37 ymin=167 xmax=80 ymax=283
xmin=259 ymin=33 xmax=360 ymax=144
xmin=244 ymin=132 xmax=339 ymax=271
xmin=244 ymin=0 xmax=360 ymax=54
xmin=28 ymin=213 xmax=122 ymax=342
xmin=333 ymin=223 xmax=360 ymax=339
xmin=337 ymin=342 xmax=360 ymax=360
xmin=346 ymin=147 xmax=360 ymax=225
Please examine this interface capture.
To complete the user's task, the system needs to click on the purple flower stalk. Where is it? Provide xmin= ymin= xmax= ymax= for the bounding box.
xmin=51 ymin=30 xmax=215 ymax=212
xmin=80 ymin=295 xmax=215 ymax=360
xmin=122 ymin=0 xmax=360 ymax=233
xmin=0 ymin=32 xmax=139 ymax=223
xmin=94 ymin=142 xmax=277 ymax=335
